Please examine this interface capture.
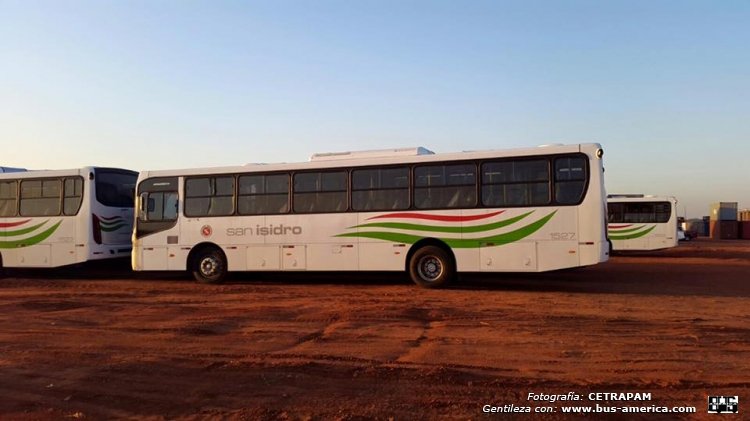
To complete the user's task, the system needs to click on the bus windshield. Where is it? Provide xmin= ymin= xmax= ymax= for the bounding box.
xmin=96 ymin=169 xmax=138 ymax=208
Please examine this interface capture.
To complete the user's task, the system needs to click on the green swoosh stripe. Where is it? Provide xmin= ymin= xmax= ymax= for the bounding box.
xmin=609 ymin=225 xmax=656 ymax=240
xmin=0 ymin=220 xmax=63 ymax=249
xmin=337 ymin=211 xmax=557 ymax=249
xmin=351 ymin=211 xmax=534 ymax=234
xmin=100 ymin=218 xmax=124 ymax=226
xmin=100 ymin=223 xmax=127 ymax=232
xmin=0 ymin=220 xmax=49 ymax=237
xmin=608 ymin=225 xmax=646 ymax=234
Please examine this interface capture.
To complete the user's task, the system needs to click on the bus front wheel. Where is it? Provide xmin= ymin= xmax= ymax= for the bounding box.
xmin=191 ymin=247 xmax=227 ymax=284
xmin=408 ymin=245 xmax=455 ymax=288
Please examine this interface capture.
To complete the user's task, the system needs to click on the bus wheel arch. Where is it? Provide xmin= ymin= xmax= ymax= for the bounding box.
xmin=406 ymin=239 xmax=456 ymax=288
xmin=187 ymin=242 xmax=228 ymax=284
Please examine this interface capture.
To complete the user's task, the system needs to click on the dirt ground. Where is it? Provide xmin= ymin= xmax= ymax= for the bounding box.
xmin=1 ymin=239 xmax=748 ymax=420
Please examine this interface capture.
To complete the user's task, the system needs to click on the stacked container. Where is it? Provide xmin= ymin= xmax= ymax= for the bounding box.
xmin=686 ymin=218 xmax=706 ymax=237
xmin=739 ymin=209 xmax=750 ymax=240
xmin=709 ymin=202 xmax=738 ymax=240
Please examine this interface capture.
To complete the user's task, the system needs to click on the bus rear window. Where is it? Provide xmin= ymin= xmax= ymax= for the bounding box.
xmin=96 ymin=170 xmax=137 ymax=208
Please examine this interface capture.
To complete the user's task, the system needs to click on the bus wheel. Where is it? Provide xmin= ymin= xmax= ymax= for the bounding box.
xmin=191 ymin=247 xmax=227 ymax=284
xmin=408 ymin=245 xmax=454 ymax=288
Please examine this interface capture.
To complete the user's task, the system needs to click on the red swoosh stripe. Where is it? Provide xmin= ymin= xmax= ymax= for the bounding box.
xmin=0 ymin=219 xmax=31 ymax=228
xmin=608 ymin=224 xmax=633 ymax=229
xmin=368 ymin=210 xmax=504 ymax=222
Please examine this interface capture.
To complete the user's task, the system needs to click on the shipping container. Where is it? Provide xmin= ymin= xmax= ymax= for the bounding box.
xmin=739 ymin=209 xmax=750 ymax=222
xmin=710 ymin=202 xmax=738 ymax=221
xmin=686 ymin=219 xmax=706 ymax=237
xmin=740 ymin=222 xmax=750 ymax=240
xmin=710 ymin=220 xmax=739 ymax=240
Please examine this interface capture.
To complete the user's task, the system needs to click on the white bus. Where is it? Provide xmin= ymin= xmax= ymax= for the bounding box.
xmin=133 ymin=143 xmax=609 ymax=288
xmin=607 ymin=195 xmax=678 ymax=251
xmin=0 ymin=167 xmax=138 ymax=270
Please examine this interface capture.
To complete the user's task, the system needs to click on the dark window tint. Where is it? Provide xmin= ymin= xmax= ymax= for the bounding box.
xmin=608 ymin=201 xmax=672 ymax=224
xmin=654 ymin=202 xmax=672 ymax=222
xmin=414 ymin=164 xmax=476 ymax=209
xmin=482 ymin=160 xmax=549 ymax=183
xmin=96 ymin=170 xmax=137 ymax=208
xmin=238 ymin=174 xmax=290 ymax=215
xmin=20 ymin=179 xmax=61 ymax=216
xmin=0 ymin=180 xmax=17 ymax=217
xmin=352 ymin=167 xmax=409 ymax=211
xmin=352 ymin=167 xmax=409 ymax=190
xmin=481 ymin=160 xmax=549 ymax=207
xmin=185 ymin=176 xmax=234 ymax=217
xmin=555 ymin=157 xmax=587 ymax=204
xmin=135 ymin=177 xmax=179 ymax=238
xmin=145 ymin=192 xmax=178 ymax=221
xmin=63 ymin=177 xmax=84 ymax=216
xmin=138 ymin=177 xmax=178 ymax=193
xmin=293 ymin=171 xmax=347 ymax=213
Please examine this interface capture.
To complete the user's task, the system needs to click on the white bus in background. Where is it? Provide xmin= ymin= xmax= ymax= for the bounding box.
xmin=607 ymin=194 xmax=678 ymax=251
xmin=0 ymin=167 xmax=138 ymax=270
xmin=132 ymin=143 xmax=609 ymax=288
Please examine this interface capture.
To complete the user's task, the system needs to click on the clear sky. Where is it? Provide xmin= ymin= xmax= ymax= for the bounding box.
xmin=1 ymin=0 xmax=748 ymax=218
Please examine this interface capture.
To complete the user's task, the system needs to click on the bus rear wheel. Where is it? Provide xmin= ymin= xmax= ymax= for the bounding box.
xmin=191 ymin=247 xmax=227 ymax=284
xmin=408 ymin=245 xmax=455 ymax=288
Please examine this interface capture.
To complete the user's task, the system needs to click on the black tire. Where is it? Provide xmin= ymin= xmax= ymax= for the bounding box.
xmin=408 ymin=245 xmax=455 ymax=288
xmin=191 ymin=247 xmax=227 ymax=284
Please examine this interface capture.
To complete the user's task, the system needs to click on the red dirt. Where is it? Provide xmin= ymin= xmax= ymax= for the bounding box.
xmin=1 ymin=238 xmax=748 ymax=420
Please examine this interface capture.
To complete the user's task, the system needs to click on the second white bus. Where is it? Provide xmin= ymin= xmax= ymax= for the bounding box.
xmin=607 ymin=195 xmax=678 ymax=251
xmin=0 ymin=167 xmax=137 ymax=270
xmin=133 ymin=143 xmax=609 ymax=288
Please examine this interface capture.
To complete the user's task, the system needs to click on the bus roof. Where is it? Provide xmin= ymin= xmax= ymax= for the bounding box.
xmin=0 ymin=167 xmax=137 ymax=180
xmin=607 ymin=194 xmax=677 ymax=203
xmin=139 ymin=143 xmax=603 ymax=179
xmin=0 ymin=166 xmax=27 ymax=173
xmin=309 ymin=147 xmax=435 ymax=162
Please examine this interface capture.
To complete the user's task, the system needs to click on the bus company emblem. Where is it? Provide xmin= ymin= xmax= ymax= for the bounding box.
xmin=0 ymin=219 xmax=63 ymax=249
xmin=201 ymin=225 xmax=213 ymax=237
xmin=336 ymin=210 xmax=557 ymax=248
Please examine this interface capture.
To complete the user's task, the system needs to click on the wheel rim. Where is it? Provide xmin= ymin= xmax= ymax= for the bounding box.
xmin=200 ymin=255 xmax=221 ymax=277
xmin=417 ymin=255 xmax=443 ymax=282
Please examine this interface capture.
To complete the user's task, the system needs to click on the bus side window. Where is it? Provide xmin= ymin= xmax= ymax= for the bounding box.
xmin=63 ymin=177 xmax=83 ymax=216
xmin=141 ymin=192 xmax=177 ymax=222
xmin=554 ymin=157 xmax=586 ymax=205
xmin=0 ymin=180 xmax=18 ymax=217
xmin=164 ymin=193 xmax=178 ymax=220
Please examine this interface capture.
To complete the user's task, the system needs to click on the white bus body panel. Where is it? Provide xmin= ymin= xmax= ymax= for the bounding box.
xmin=133 ymin=144 xmax=608 ymax=274
xmin=1 ymin=167 xmax=135 ymax=269
xmin=608 ymin=196 xmax=678 ymax=251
